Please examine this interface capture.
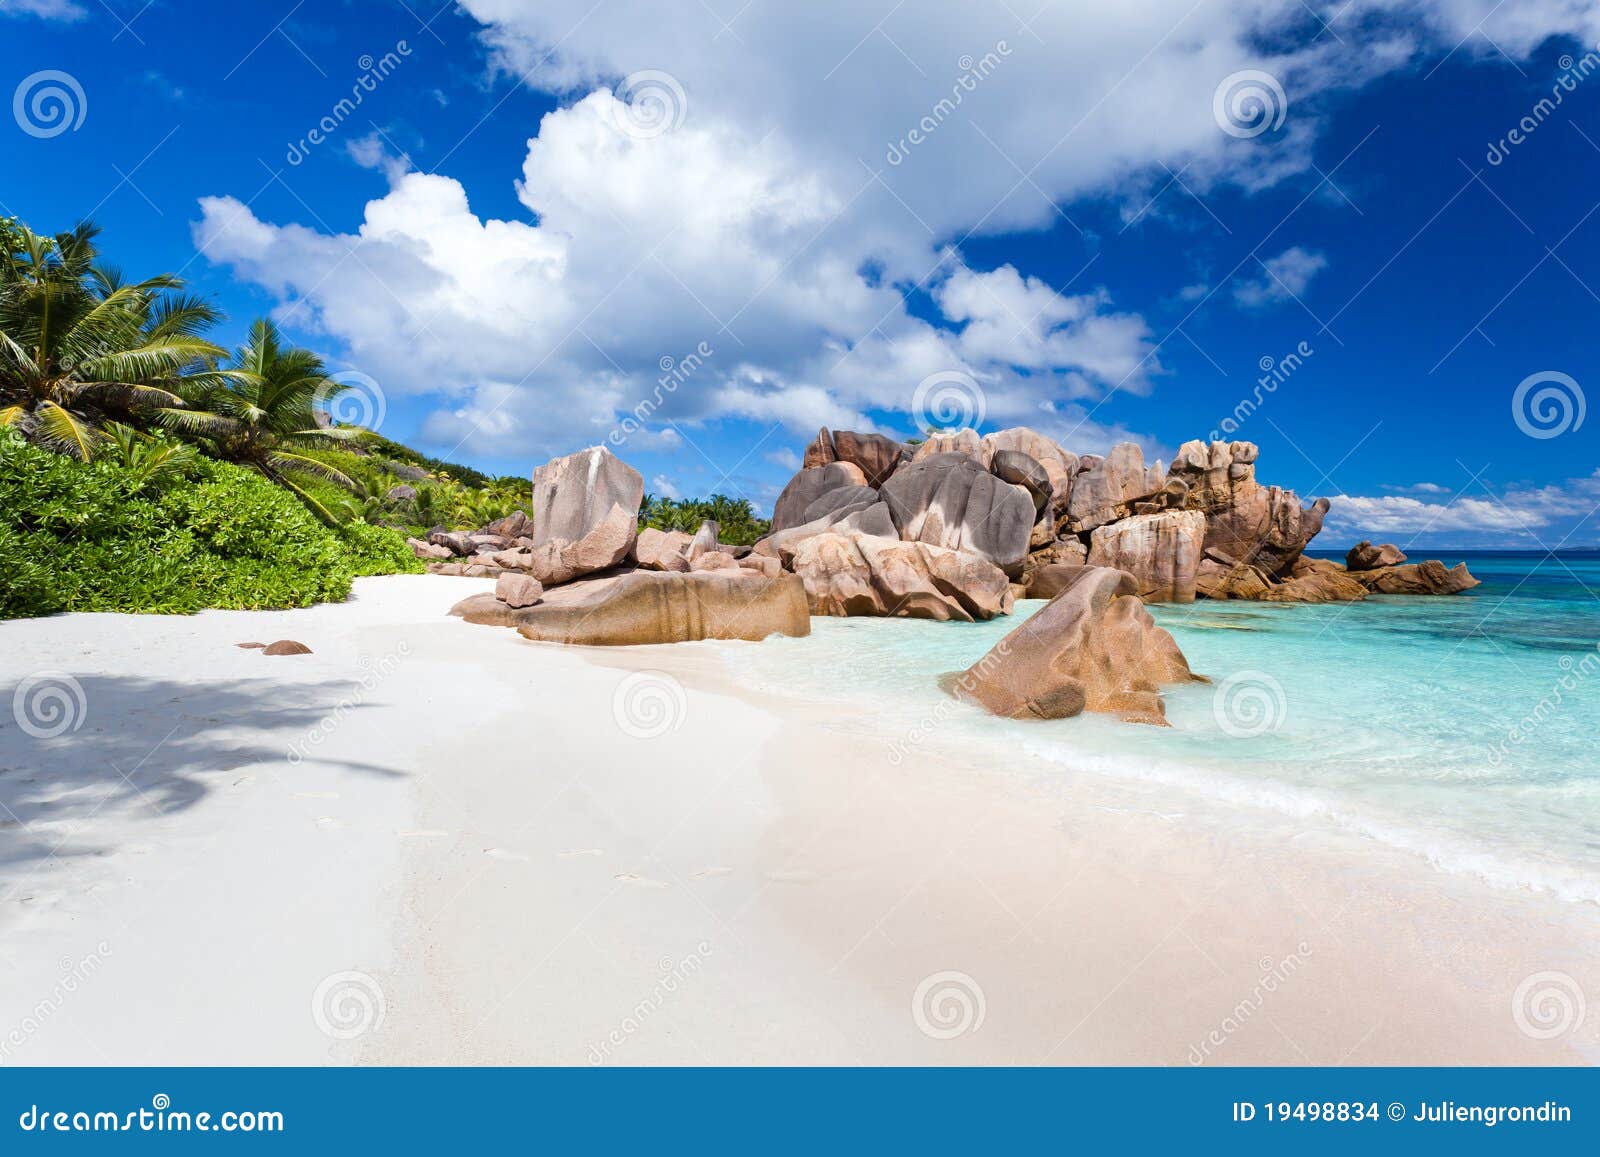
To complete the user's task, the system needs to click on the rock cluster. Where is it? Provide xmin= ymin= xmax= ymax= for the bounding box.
xmin=758 ymin=426 xmax=1386 ymax=608
xmin=412 ymin=429 xmax=1480 ymax=721
xmin=414 ymin=446 xmax=808 ymax=645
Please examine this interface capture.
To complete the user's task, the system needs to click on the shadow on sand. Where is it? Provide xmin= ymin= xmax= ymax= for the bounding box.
xmin=0 ymin=673 xmax=405 ymax=876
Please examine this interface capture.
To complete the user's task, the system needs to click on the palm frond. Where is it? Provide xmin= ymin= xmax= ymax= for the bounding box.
xmin=76 ymin=336 xmax=227 ymax=382
xmin=266 ymin=450 xmax=358 ymax=490
xmin=153 ymin=406 xmax=243 ymax=439
xmin=34 ymin=400 xmax=100 ymax=460
xmin=275 ymin=473 xmax=344 ymax=527
xmin=72 ymin=381 xmax=185 ymax=409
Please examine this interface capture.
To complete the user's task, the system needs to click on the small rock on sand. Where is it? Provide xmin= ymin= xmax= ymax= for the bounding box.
xmin=261 ymin=640 xmax=313 ymax=656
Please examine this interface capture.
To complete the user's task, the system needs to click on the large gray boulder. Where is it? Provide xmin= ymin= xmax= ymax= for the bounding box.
xmin=529 ymin=445 xmax=643 ymax=548
xmin=1086 ymin=510 xmax=1207 ymax=603
xmin=801 ymin=483 xmax=879 ymax=524
xmin=788 ymin=531 xmax=1013 ymax=621
xmin=752 ymin=500 xmax=896 ymax=563
xmin=802 ymin=428 xmax=910 ymax=487
xmin=981 ymin=427 xmax=1078 ymax=513
xmin=770 ymin=461 xmax=869 ymax=531
xmin=1064 ymin=443 xmax=1166 ymax=532
xmin=878 ymin=453 xmax=1036 ymax=576
xmin=948 ymin=565 xmax=1202 ymax=726
xmin=990 ymin=449 xmax=1051 ymax=515
xmin=516 ymin=446 xmax=645 ymax=587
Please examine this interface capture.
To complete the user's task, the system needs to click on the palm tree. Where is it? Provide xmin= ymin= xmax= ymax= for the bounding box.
xmin=0 ymin=220 xmax=226 ymax=458
xmin=98 ymin=422 xmax=198 ymax=490
xmin=162 ymin=318 xmax=363 ymax=522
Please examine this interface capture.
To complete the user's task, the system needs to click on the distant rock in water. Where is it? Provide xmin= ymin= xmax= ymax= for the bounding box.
xmin=1352 ymin=559 xmax=1480 ymax=595
xmin=1259 ymin=557 xmax=1369 ymax=603
xmin=1346 ymin=540 xmax=1408 ymax=571
xmin=949 ymin=565 xmax=1203 ymax=726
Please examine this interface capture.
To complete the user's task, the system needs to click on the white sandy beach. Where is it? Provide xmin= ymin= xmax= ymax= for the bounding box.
xmin=2 ymin=574 xmax=1597 ymax=1065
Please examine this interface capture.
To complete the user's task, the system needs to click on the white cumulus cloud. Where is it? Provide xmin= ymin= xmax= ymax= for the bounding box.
xmin=193 ymin=0 xmax=1600 ymax=464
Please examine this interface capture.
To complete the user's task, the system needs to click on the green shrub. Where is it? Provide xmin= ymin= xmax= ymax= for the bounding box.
xmin=0 ymin=431 xmax=422 ymax=619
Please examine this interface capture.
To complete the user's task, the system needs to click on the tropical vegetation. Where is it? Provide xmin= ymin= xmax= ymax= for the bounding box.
xmin=0 ymin=219 xmax=229 ymax=459
xmin=0 ymin=212 xmax=775 ymax=616
xmin=640 ymin=493 xmax=770 ymax=545
xmin=0 ymin=427 xmax=420 ymax=619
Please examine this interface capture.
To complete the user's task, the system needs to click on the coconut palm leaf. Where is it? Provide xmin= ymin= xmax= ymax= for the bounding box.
xmin=153 ymin=406 xmax=243 ymax=439
xmin=77 ymin=336 xmax=227 ymax=381
xmin=34 ymin=401 xmax=99 ymax=460
xmin=275 ymin=473 xmax=343 ymax=527
xmin=266 ymin=449 xmax=357 ymax=490
xmin=0 ymin=218 xmax=226 ymax=451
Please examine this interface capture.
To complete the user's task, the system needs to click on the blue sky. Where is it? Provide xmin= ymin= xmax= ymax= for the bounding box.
xmin=5 ymin=0 xmax=1599 ymax=548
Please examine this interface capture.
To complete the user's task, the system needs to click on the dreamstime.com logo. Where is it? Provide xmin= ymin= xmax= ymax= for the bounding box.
xmin=11 ymin=671 xmax=87 ymax=739
xmin=1 ymin=942 xmax=113 ymax=1064
xmin=1213 ymin=69 xmax=1287 ymax=139
xmin=885 ymin=40 xmax=1012 ymax=165
xmin=1207 ymin=340 xmax=1314 ymax=442
xmin=608 ymin=70 xmax=687 ymax=140
xmin=17 ymin=1094 xmax=283 ymax=1134
xmin=287 ymin=642 xmax=411 ymax=765
xmin=1511 ymin=970 xmax=1586 ymax=1040
xmin=1512 ymin=370 xmax=1584 ymax=440
xmin=285 ymin=43 xmax=413 ymax=165
xmin=13 ymin=70 xmax=86 ymax=139
xmin=911 ymin=970 xmax=986 ymax=1040
xmin=587 ymin=942 xmax=714 ymax=1064
xmin=1212 ymin=671 xmax=1287 ymax=738
xmin=1486 ymin=644 xmax=1599 ymax=767
xmin=886 ymin=639 xmax=1012 ymax=765
xmin=612 ymin=670 xmax=688 ymax=739
xmin=608 ymin=340 xmax=714 ymax=448
xmin=1486 ymin=47 xmax=1600 ymax=165
xmin=311 ymin=970 xmax=387 ymax=1040
xmin=1188 ymin=942 xmax=1313 ymax=1064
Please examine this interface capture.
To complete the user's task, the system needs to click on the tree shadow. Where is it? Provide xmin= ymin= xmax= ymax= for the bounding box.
xmin=0 ymin=673 xmax=405 ymax=875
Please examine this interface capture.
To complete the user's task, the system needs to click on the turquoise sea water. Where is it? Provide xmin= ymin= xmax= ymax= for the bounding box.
xmin=728 ymin=552 xmax=1600 ymax=904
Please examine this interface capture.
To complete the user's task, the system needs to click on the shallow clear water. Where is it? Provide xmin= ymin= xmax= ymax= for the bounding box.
xmin=727 ymin=552 xmax=1600 ymax=904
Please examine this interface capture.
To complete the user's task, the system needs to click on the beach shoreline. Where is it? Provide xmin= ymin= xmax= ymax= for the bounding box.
xmin=2 ymin=575 xmax=1596 ymax=1065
